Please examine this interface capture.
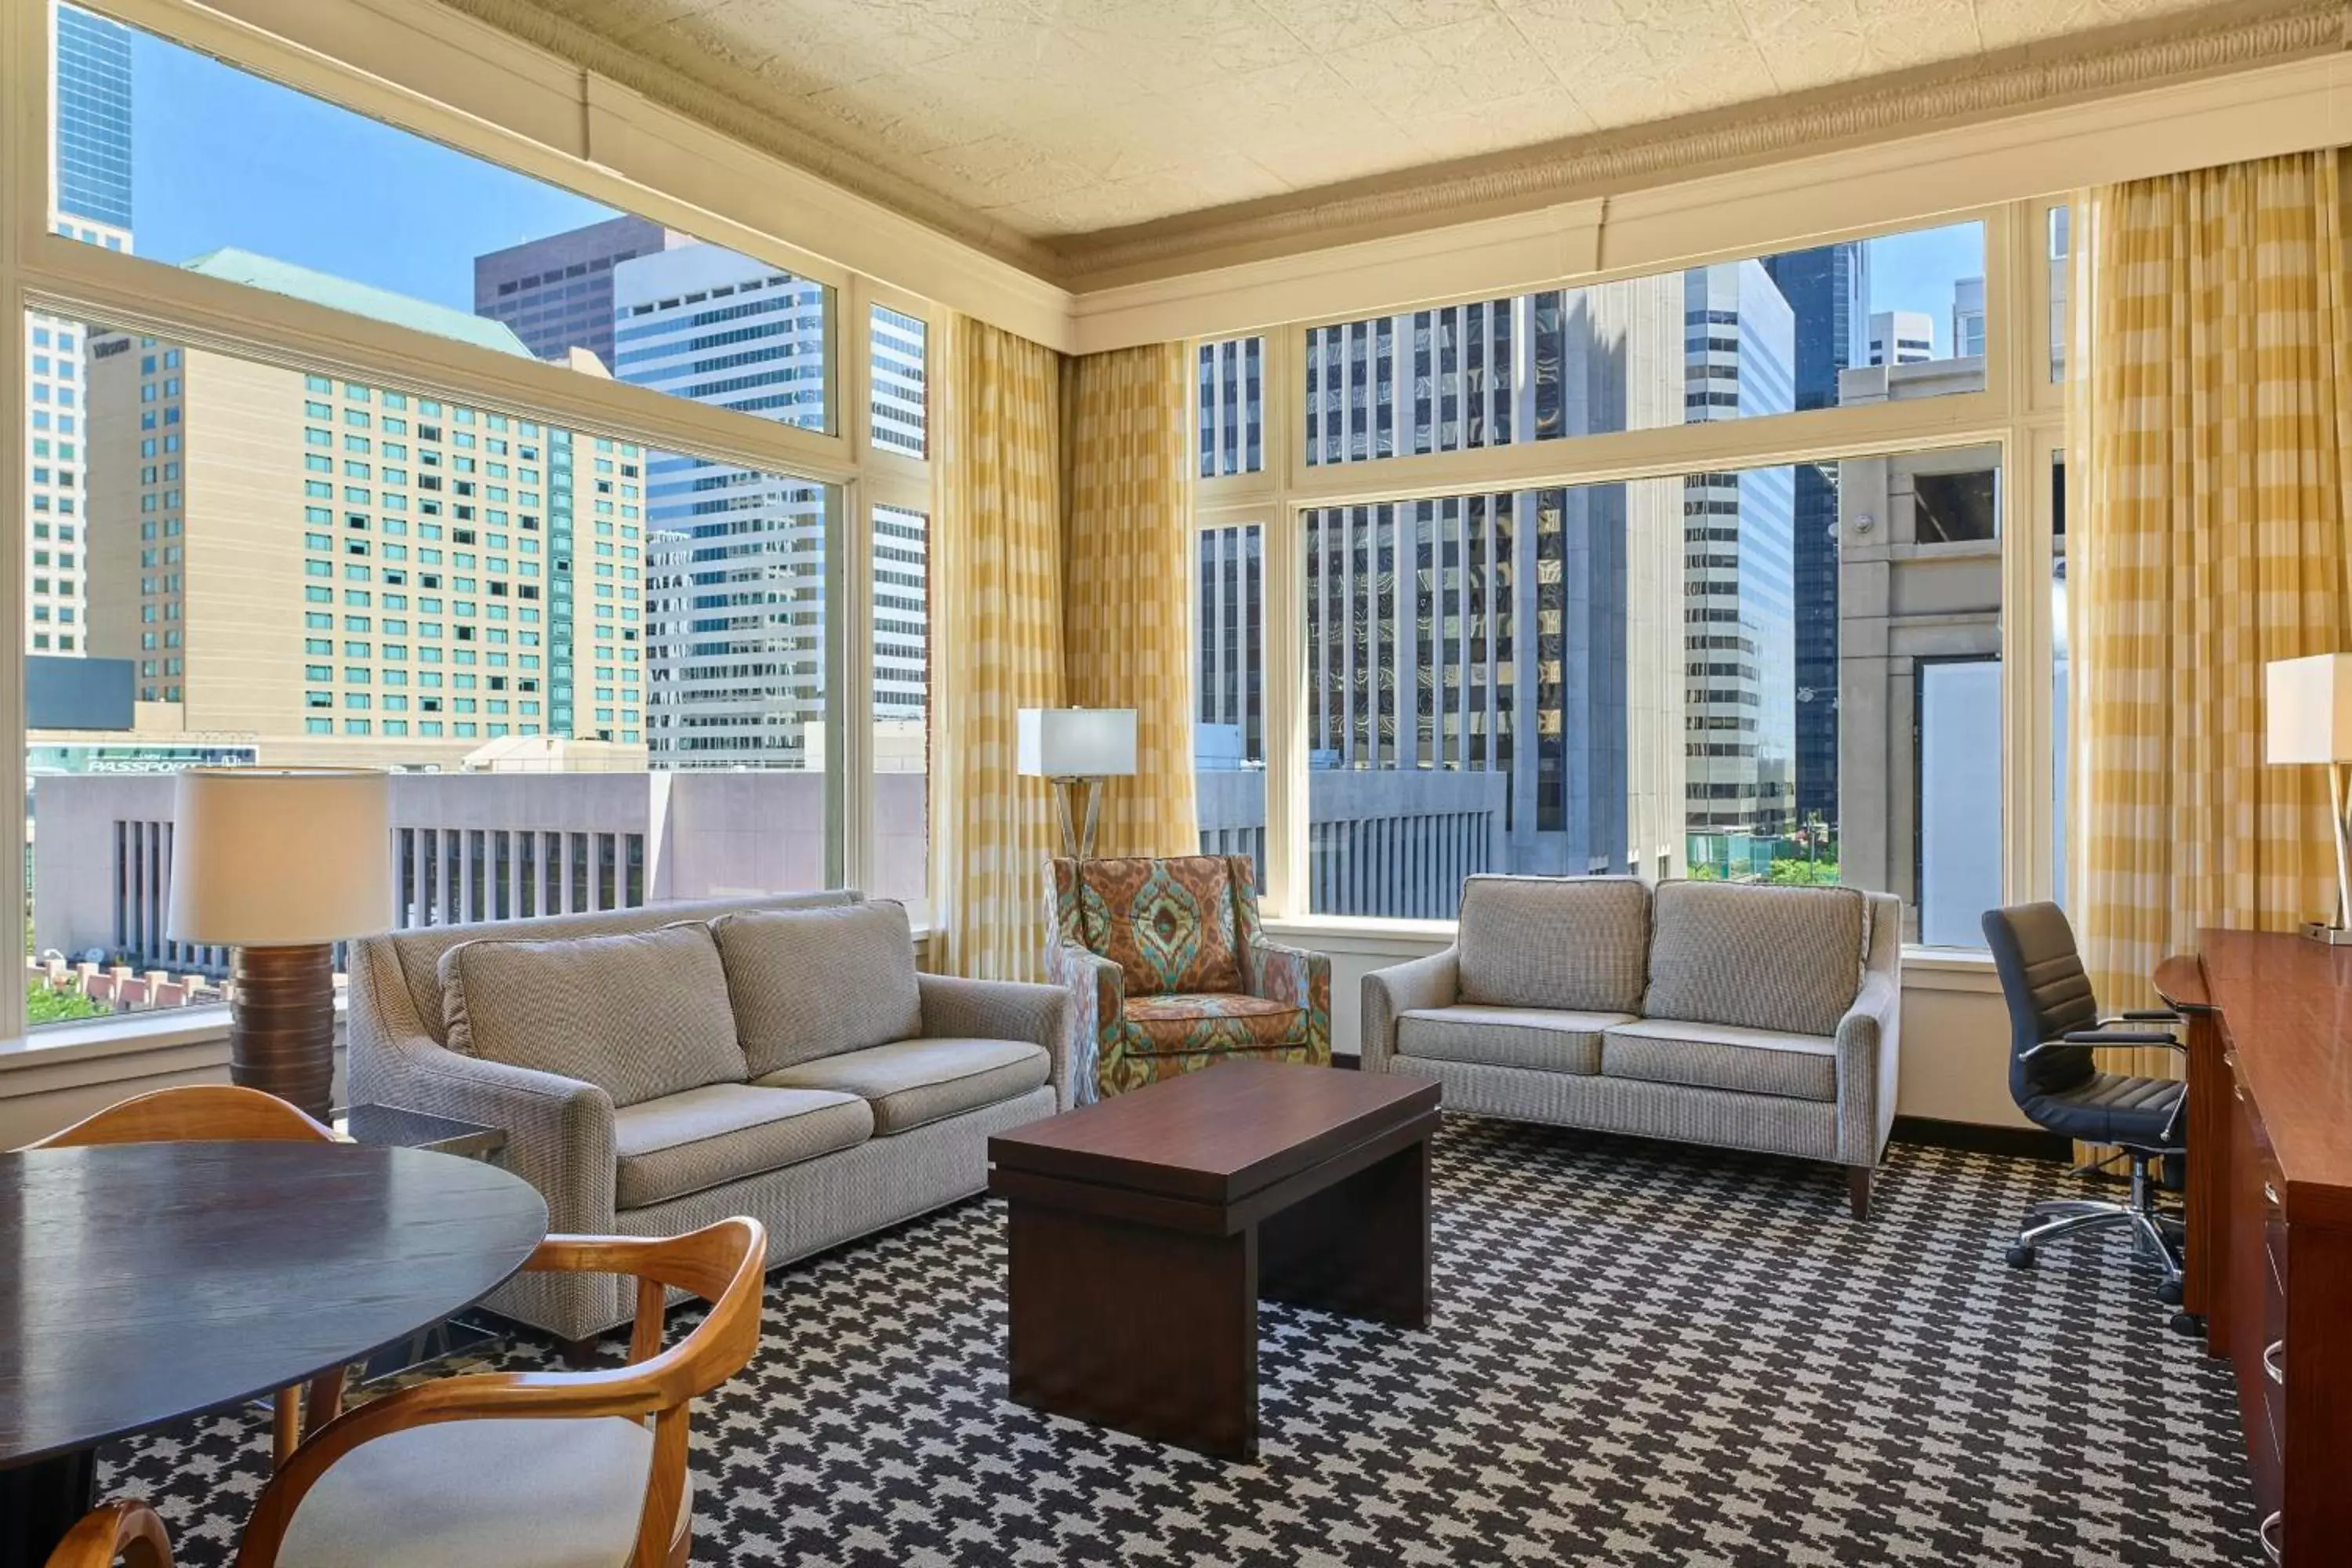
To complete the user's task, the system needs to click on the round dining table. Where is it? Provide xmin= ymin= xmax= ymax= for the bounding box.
xmin=0 ymin=1140 xmax=549 ymax=1568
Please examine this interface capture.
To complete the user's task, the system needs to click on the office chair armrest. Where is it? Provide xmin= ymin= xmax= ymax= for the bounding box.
xmin=2058 ymin=1028 xmax=2183 ymax=1047
xmin=2109 ymin=1007 xmax=2181 ymax=1022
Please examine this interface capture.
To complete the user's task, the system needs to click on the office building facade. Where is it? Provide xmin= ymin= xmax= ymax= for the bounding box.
xmin=80 ymin=252 xmax=639 ymax=767
xmin=28 ymin=4 xmax=134 ymax=655
xmin=474 ymin=214 xmax=688 ymax=367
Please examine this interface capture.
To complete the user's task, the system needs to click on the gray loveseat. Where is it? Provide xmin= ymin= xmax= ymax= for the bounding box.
xmin=349 ymin=891 xmax=1068 ymax=1345
xmin=1363 ymin=876 xmax=1901 ymax=1216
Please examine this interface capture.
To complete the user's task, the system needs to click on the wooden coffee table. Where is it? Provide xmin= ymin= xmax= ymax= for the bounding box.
xmin=987 ymin=1061 xmax=1441 ymax=1460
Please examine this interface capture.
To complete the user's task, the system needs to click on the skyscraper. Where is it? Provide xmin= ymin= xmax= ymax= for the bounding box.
xmin=1684 ymin=262 xmax=1797 ymax=840
xmin=611 ymin=243 xmax=832 ymax=769
xmin=28 ymin=5 xmax=134 ymax=656
xmin=1866 ymin=310 xmax=1935 ymax=366
xmin=1952 ymin=278 xmax=1987 ymax=359
xmin=474 ymin=215 xmax=689 ymax=368
xmin=1762 ymin=241 xmax=1868 ymax=833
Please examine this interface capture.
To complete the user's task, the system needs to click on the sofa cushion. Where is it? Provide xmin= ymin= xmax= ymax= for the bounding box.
xmin=1601 ymin=1018 xmax=1839 ymax=1102
xmin=610 ymin=1083 xmax=873 ymax=1208
xmin=1457 ymin=875 xmax=1650 ymax=1014
xmin=1396 ymin=1004 xmax=1629 ymax=1075
xmin=1120 ymin=992 xmax=1305 ymax=1057
xmin=438 ymin=922 xmax=746 ymax=1108
xmin=757 ymin=1037 xmax=1050 ymax=1135
xmin=712 ymin=902 xmax=924 ymax=1076
xmin=1071 ymin=855 xmax=1243 ymax=997
xmin=1641 ymin=880 xmax=1866 ymax=1037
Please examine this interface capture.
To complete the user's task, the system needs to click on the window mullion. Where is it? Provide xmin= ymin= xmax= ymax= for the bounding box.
xmin=0 ymin=0 xmax=35 ymax=1043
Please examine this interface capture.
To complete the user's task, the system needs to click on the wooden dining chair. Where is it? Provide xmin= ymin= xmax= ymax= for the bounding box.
xmin=233 ymin=1217 xmax=767 ymax=1568
xmin=22 ymin=1085 xmax=347 ymax=1467
xmin=43 ymin=1499 xmax=173 ymax=1568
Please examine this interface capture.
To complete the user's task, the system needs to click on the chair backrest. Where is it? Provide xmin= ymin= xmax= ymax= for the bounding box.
xmin=236 ymin=1217 xmax=768 ymax=1568
xmin=1981 ymin=902 xmax=2103 ymax=1105
xmin=24 ymin=1084 xmax=339 ymax=1150
xmin=1047 ymin=855 xmax=1258 ymax=997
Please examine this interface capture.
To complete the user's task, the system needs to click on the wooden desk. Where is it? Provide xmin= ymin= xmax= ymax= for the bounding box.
xmin=2155 ymin=931 xmax=2352 ymax=1565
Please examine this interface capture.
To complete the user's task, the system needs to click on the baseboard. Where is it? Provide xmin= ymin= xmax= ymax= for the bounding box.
xmin=1331 ymin=1052 xmax=1359 ymax=1070
xmin=1891 ymin=1114 xmax=2068 ymax=1163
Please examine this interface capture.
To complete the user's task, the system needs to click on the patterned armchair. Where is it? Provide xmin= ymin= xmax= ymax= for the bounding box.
xmin=1047 ymin=854 xmax=1330 ymax=1101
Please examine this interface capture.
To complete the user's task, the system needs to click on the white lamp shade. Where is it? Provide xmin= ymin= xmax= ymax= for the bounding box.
xmin=2266 ymin=654 xmax=2352 ymax=764
xmin=1017 ymin=708 xmax=1138 ymax=778
xmin=167 ymin=768 xmax=394 ymax=946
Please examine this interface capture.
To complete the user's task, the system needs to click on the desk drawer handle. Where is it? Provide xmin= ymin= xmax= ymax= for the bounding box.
xmin=2264 ymin=1180 xmax=2281 ymax=1208
xmin=2260 ymin=1510 xmax=2283 ymax=1563
xmin=2263 ymin=1340 xmax=2285 ymax=1386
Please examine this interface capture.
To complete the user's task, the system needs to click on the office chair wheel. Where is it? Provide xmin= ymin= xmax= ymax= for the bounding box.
xmin=2156 ymin=1276 xmax=2183 ymax=1306
xmin=2005 ymin=1243 xmax=2036 ymax=1269
xmin=2169 ymin=1311 xmax=2205 ymax=1339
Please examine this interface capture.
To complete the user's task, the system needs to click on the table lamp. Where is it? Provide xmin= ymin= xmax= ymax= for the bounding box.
xmin=2265 ymin=653 xmax=2352 ymax=943
xmin=1018 ymin=708 xmax=1137 ymax=859
xmin=168 ymin=768 xmax=394 ymax=1118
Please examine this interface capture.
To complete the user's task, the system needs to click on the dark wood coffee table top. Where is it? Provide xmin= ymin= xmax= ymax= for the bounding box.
xmin=0 ymin=1141 xmax=548 ymax=1467
xmin=989 ymin=1062 xmax=1439 ymax=1206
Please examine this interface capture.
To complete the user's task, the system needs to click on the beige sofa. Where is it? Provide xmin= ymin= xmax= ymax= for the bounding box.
xmin=1362 ymin=876 xmax=1901 ymax=1216
xmin=348 ymin=892 xmax=1068 ymax=1344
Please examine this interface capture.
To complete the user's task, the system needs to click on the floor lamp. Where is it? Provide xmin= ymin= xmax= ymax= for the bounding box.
xmin=2266 ymin=652 xmax=2352 ymax=943
xmin=168 ymin=768 xmax=394 ymax=1119
xmin=1018 ymin=708 xmax=1138 ymax=859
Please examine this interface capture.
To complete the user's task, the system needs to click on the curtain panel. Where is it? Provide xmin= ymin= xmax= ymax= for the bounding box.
xmin=1062 ymin=343 xmax=1197 ymax=860
xmin=930 ymin=316 xmax=1065 ymax=982
xmin=931 ymin=323 xmax=1196 ymax=980
xmin=2070 ymin=148 xmax=2352 ymax=1068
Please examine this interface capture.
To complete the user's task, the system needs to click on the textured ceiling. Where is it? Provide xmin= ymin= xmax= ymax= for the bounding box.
xmin=472 ymin=0 xmax=2307 ymax=267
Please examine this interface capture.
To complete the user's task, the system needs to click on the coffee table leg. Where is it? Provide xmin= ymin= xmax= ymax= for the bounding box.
xmin=1005 ymin=1201 xmax=1259 ymax=1461
xmin=0 ymin=1446 xmax=96 ymax=1568
xmin=1260 ymin=1135 xmax=1431 ymax=1328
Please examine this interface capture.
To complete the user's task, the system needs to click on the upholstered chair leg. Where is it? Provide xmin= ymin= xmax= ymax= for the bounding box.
xmin=554 ymin=1334 xmax=603 ymax=1368
xmin=1846 ymin=1164 xmax=1875 ymax=1221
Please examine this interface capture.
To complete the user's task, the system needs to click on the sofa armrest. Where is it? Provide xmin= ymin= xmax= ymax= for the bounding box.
xmin=917 ymin=971 xmax=1071 ymax=1105
xmin=1044 ymin=942 xmax=1125 ymax=1107
xmin=346 ymin=938 xmax=617 ymax=1233
xmin=1834 ymin=969 xmax=1902 ymax=1167
xmin=1247 ymin=940 xmax=1331 ymax=1060
xmin=1360 ymin=946 xmax=1460 ymax=1074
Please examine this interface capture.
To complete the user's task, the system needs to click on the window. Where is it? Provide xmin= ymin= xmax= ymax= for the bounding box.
xmin=1195 ymin=521 xmax=1265 ymax=887
xmin=1301 ymin=221 xmax=1987 ymax=468
xmin=869 ymin=503 xmax=930 ymax=916
xmin=869 ymin=306 xmax=927 ymax=458
xmin=1198 ymin=338 xmax=1264 ymax=477
xmin=49 ymin=5 xmax=834 ymax=435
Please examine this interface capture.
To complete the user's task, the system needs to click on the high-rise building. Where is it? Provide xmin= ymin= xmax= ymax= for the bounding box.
xmin=474 ymin=215 xmax=689 ymax=367
xmin=1952 ymin=277 xmax=1987 ymax=359
xmin=81 ymin=250 xmax=640 ymax=766
xmin=869 ymin=304 xmax=927 ymax=458
xmin=1762 ymin=241 xmax=1868 ymax=833
xmin=1684 ymin=263 xmax=1797 ymax=840
xmin=612 ymin=243 xmax=833 ymax=769
xmin=28 ymin=5 xmax=134 ymax=656
xmin=1866 ymin=309 xmax=1935 ymax=366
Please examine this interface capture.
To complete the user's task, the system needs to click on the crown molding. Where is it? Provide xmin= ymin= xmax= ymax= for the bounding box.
xmin=1056 ymin=0 xmax=2350 ymax=288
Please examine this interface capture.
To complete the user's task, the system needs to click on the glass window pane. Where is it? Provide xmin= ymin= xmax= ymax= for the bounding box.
xmin=1194 ymin=523 xmax=1265 ymax=888
xmin=871 ymin=503 xmax=930 ymax=917
xmin=1302 ymin=221 xmax=1987 ymax=469
xmin=870 ymin=306 xmax=928 ymax=459
xmin=48 ymin=5 xmax=832 ymax=434
xmin=21 ymin=310 xmax=839 ymax=1030
xmin=1197 ymin=337 xmax=1264 ymax=478
xmin=2049 ymin=205 xmax=2072 ymax=383
xmin=1299 ymin=442 xmax=2002 ymax=938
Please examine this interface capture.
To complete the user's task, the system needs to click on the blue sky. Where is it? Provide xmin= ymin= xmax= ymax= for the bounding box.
xmin=123 ymin=26 xmax=1980 ymax=350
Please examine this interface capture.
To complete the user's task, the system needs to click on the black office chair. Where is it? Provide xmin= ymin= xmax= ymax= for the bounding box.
xmin=1981 ymin=903 xmax=2187 ymax=1313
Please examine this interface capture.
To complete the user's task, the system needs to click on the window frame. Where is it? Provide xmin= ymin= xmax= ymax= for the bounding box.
xmin=1 ymin=0 xmax=937 ymax=1044
xmin=1196 ymin=203 xmax=2067 ymax=940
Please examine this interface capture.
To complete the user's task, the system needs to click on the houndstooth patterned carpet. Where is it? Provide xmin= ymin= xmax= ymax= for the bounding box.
xmin=103 ymin=1119 xmax=2256 ymax=1566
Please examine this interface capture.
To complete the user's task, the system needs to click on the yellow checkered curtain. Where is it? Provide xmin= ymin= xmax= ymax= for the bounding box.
xmin=2069 ymin=150 xmax=2352 ymax=1065
xmin=1062 ymin=343 xmax=1197 ymax=859
xmin=931 ymin=315 xmax=1065 ymax=982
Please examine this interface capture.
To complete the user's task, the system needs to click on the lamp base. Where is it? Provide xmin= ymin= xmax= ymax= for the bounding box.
xmin=228 ymin=942 xmax=338 ymax=1121
xmin=1050 ymin=776 xmax=1106 ymax=860
xmin=2302 ymin=922 xmax=2352 ymax=946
